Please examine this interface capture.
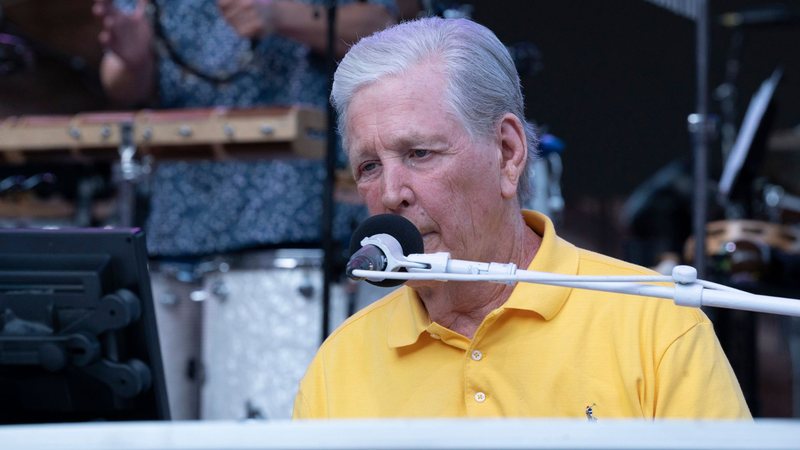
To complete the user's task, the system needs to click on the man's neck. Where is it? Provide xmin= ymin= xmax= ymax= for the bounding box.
xmin=414 ymin=214 xmax=541 ymax=339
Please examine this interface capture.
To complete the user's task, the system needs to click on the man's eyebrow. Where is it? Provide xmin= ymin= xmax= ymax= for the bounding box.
xmin=349 ymin=130 xmax=451 ymax=156
xmin=382 ymin=131 xmax=453 ymax=151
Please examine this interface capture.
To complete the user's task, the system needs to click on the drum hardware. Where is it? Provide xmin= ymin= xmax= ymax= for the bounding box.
xmin=74 ymin=175 xmax=105 ymax=227
xmin=207 ymin=279 xmax=231 ymax=303
xmin=157 ymin=291 xmax=179 ymax=307
xmin=197 ymin=249 xmax=326 ymax=304
xmin=113 ymin=121 xmax=143 ymax=227
xmin=0 ymin=173 xmax=55 ymax=195
xmin=244 ymin=400 xmax=265 ymax=420
xmin=298 ymin=279 xmax=315 ymax=300
xmin=150 ymin=258 xmax=232 ymax=306
xmin=152 ymin=253 xmax=332 ymax=306
xmin=764 ymin=184 xmax=800 ymax=216
xmin=685 ymin=220 xmax=800 ymax=284
xmin=188 ymin=290 xmax=210 ymax=302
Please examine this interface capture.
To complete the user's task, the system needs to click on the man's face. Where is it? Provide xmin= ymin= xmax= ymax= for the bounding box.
xmin=345 ymin=60 xmax=509 ymax=262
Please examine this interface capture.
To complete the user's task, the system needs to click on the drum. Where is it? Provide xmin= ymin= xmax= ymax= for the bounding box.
xmin=198 ymin=249 xmax=353 ymax=420
xmin=148 ymin=262 xmax=206 ymax=420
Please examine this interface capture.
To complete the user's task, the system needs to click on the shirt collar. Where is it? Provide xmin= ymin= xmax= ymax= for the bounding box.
xmin=502 ymin=210 xmax=579 ymax=319
xmin=386 ymin=210 xmax=579 ymax=348
xmin=387 ymin=287 xmax=430 ymax=348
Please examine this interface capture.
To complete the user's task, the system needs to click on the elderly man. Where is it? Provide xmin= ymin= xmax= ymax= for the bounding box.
xmin=293 ymin=17 xmax=750 ymax=419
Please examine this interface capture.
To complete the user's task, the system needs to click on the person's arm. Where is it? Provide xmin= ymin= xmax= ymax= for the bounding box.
xmin=93 ymin=0 xmax=157 ymax=106
xmin=218 ymin=0 xmax=396 ymax=58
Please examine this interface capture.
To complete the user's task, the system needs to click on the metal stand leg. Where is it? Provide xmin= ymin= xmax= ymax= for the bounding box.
xmin=114 ymin=121 xmax=149 ymax=228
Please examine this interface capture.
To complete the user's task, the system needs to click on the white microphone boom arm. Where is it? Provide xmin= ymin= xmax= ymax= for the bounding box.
xmin=351 ymin=247 xmax=800 ymax=317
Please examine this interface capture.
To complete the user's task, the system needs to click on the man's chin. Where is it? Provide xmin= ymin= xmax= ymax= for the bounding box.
xmin=420 ymin=235 xmax=445 ymax=255
xmin=405 ymin=278 xmax=439 ymax=290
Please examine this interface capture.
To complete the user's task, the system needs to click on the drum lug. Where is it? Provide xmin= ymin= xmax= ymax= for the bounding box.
xmin=157 ymin=291 xmax=179 ymax=306
xmin=209 ymin=279 xmax=230 ymax=303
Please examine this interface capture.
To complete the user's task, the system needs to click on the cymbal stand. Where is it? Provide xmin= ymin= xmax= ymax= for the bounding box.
xmin=644 ymin=0 xmax=712 ymax=278
xmin=688 ymin=0 xmax=711 ymax=279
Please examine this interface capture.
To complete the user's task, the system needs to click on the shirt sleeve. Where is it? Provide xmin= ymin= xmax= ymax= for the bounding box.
xmin=654 ymin=321 xmax=752 ymax=419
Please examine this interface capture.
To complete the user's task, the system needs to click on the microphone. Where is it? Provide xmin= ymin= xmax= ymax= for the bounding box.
xmin=346 ymin=214 xmax=424 ymax=287
xmin=345 ymin=217 xmax=800 ymax=317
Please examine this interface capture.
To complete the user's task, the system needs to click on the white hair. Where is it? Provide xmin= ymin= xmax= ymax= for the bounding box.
xmin=331 ymin=16 xmax=539 ymax=203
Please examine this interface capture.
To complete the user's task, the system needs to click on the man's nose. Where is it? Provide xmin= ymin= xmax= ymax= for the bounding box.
xmin=380 ymin=164 xmax=414 ymax=211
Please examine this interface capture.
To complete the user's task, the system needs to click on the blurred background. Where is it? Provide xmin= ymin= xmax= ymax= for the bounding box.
xmin=0 ymin=0 xmax=798 ymax=421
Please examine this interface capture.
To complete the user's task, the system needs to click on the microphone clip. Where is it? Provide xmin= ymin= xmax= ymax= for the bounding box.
xmin=359 ymin=233 xmax=519 ymax=285
xmin=360 ymin=234 xmax=429 ymax=272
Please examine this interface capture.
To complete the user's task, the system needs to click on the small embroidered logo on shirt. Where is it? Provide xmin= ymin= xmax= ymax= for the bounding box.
xmin=585 ymin=403 xmax=597 ymax=421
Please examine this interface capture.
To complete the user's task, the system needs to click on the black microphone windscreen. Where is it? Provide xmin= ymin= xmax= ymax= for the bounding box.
xmin=349 ymin=214 xmax=424 ymax=287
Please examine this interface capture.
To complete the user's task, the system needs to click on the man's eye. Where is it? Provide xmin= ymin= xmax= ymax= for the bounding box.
xmin=359 ymin=161 xmax=380 ymax=174
xmin=410 ymin=149 xmax=430 ymax=158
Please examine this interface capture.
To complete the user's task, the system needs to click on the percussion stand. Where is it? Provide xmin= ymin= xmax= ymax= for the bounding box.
xmin=114 ymin=121 xmax=147 ymax=227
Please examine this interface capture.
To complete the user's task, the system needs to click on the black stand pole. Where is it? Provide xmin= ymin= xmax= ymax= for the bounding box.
xmin=689 ymin=0 xmax=709 ymax=279
xmin=321 ymin=0 xmax=338 ymax=341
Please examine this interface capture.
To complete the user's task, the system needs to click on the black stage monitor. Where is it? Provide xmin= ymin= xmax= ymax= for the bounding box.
xmin=0 ymin=228 xmax=170 ymax=424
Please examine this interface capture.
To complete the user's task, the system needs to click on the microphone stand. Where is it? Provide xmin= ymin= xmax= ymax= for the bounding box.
xmin=320 ymin=0 xmax=338 ymax=341
xmin=348 ymin=236 xmax=800 ymax=317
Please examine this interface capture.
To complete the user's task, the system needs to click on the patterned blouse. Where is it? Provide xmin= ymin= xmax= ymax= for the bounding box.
xmin=114 ymin=0 xmax=395 ymax=256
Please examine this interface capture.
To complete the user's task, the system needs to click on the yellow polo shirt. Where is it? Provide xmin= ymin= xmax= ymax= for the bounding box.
xmin=293 ymin=211 xmax=750 ymax=419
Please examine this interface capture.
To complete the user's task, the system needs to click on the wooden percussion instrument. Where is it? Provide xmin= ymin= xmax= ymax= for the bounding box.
xmin=0 ymin=106 xmax=326 ymax=164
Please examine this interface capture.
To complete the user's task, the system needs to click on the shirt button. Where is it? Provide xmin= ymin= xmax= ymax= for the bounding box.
xmin=474 ymin=392 xmax=486 ymax=403
xmin=471 ymin=350 xmax=483 ymax=361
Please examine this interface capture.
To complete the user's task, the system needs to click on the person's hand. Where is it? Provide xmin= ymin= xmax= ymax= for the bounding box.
xmin=218 ymin=0 xmax=279 ymax=39
xmin=93 ymin=0 xmax=154 ymax=68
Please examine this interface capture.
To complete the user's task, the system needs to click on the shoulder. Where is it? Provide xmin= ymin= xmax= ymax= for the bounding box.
xmin=318 ymin=287 xmax=406 ymax=351
xmin=571 ymin=246 xmax=708 ymax=329
xmin=577 ymin=247 xmax=659 ymax=276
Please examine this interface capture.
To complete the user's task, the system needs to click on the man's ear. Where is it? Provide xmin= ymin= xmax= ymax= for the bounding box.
xmin=497 ymin=113 xmax=528 ymax=200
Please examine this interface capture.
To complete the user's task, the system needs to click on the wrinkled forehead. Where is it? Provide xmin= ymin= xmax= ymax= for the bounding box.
xmin=343 ymin=76 xmax=468 ymax=159
xmin=341 ymin=58 xmax=454 ymax=136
